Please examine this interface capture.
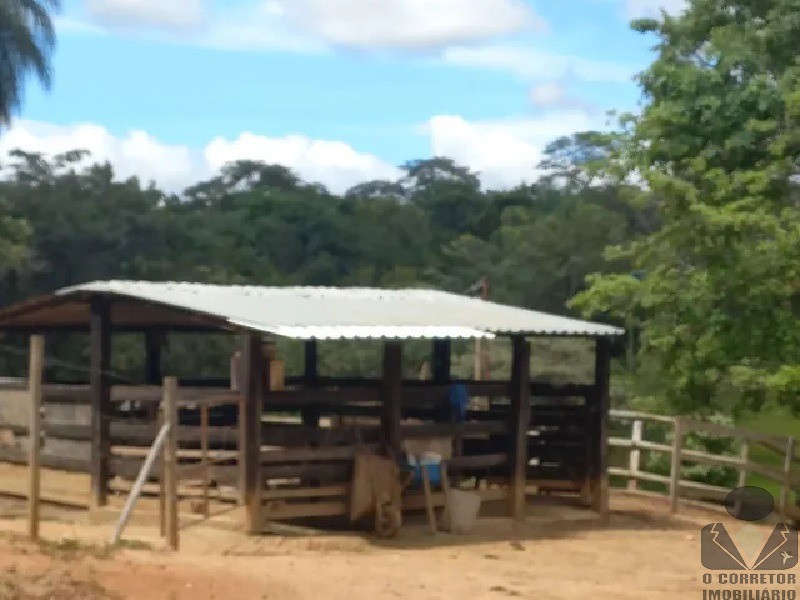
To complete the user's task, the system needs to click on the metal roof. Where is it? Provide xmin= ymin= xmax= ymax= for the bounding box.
xmin=44 ymin=280 xmax=623 ymax=340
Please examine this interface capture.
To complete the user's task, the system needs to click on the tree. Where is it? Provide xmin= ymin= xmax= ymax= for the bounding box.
xmin=0 ymin=0 xmax=60 ymax=124
xmin=571 ymin=0 xmax=800 ymax=416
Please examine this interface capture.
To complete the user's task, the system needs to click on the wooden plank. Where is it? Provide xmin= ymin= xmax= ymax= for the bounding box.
xmin=608 ymin=467 xmax=670 ymax=485
xmin=682 ymin=418 xmax=788 ymax=446
xmin=509 ymin=336 xmax=531 ymax=520
xmin=42 ymin=385 xmax=91 ymax=404
xmin=381 ymin=342 xmax=403 ymax=460
xmin=260 ymin=424 xmax=381 ymax=447
xmin=400 ymin=421 xmax=507 ymax=439
xmin=163 ymin=377 xmax=179 ymax=551
xmin=680 ymin=448 xmax=746 ymax=469
xmin=260 ymin=446 xmax=369 ymax=464
xmin=610 ymin=409 xmax=676 ymax=424
xmin=0 ymin=422 xmax=239 ymax=448
xmin=27 ymin=335 xmax=43 ymax=541
xmin=669 ymin=417 xmax=684 ymax=514
xmin=445 ymin=453 xmax=508 ymax=470
xmin=261 ymin=463 xmax=351 ymax=482
xmin=262 ymin=484 xmax=349 ymax=500
xmin=261 ymin=500 xmax=348 ymax=520
xmin=526 ymin=479 xmax=582 ymax=491
xmin=608 ymin=437 xmax=672 ymax=454
xmin=0 ymin=446 xmax=89 ymax=473
xmin=89 ymin=297 xmax=111 ymax=509
xmin=262 ymin=388 xmax=381 ymax=407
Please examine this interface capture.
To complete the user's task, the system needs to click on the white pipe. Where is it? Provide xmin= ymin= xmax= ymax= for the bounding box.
xmin=112 ymin=422 xmax=171 ymax=545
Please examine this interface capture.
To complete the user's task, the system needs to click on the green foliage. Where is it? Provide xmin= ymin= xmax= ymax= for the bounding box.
xmin=0 ymin=0 xmax=59 ymax=124
xmin=0 ymin=135 xmax=639 ymax=380
xmin=572 ymin=0 xmax=800 ymax=416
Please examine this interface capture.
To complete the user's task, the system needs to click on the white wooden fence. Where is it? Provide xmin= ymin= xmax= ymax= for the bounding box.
xmin=609 ymin=409 xmax=800 ymax=520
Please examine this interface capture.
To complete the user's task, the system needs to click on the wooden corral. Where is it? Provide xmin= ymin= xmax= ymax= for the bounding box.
xmin=0 ymin=283 xmax=620 ymax=536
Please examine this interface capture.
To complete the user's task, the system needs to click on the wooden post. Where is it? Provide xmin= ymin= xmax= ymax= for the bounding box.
xmin=242 ymin=335 xmax=264 ymax=533
xmin=201 ymin=403 xmax=210 ymax=519
xmin=163 ymin=376 xmax=179 ymax=551
xmin=301 ymin=340 xmax=320 ymax=428
xmin=144 ymin=331 xmax=163 ymax=422
xmin=779 ymin=437 xmax=795 ymax=522
xmin=158 ymin=407 xmax=166 ymax=537
xmin=381 ymin=342 xmax=403 ymax=461
xmin=669 ymin=417 xmax=684 ymax=514
xmin=89 ymin=297 xmax=111 ymax=509
xmin=432 ymin=339 xmax=451 ymax=383
xmin=628 ymin=419 xmax=642 ymax=492
xmin=593 ymin=337 xmax=611 ymax=524
xmin=738 ymin=440 xmax=749 ymax=488
xmin=509 ymin=335 xmax=531 ymax=520
xmin=144 ymin=331 xmax=163 ymax=384
xmin=27 ymin=335 xmax=44 ymax=541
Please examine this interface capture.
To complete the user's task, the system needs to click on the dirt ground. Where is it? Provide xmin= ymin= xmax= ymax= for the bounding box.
xmin=0 ymin=488 xmax=783 ymax=600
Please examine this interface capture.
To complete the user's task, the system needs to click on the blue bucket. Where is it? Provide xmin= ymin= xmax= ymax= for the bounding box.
xmin=411 ymin=457 xmax=442 ymax=486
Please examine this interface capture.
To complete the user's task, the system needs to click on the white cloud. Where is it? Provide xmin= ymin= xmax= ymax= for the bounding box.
xmin=276 ymin=0 xmax=540 ymax=49
xmin=84 ymin=0 xmax=206 ymax=31
xmin=0 ymin=121 xmax=196 ymax=192
xmin=441 ymin=44 xmax=634 ymax=83
xmin=530 ymin=82 xmax=566 ymax=108
xmin=204 ymin=133 xmax=401 ymax=192
xmin=426 ymin=111 xmax=605 ymax=189
xmin=0 ymin=121 xmax=399 ymax=195
xmin=72 ymin=0 xmax=540 ymax=52
xmin=1 ymin=110 xmax=607 ymax=194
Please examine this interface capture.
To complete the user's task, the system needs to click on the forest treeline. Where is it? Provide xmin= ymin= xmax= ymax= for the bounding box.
xmin=0 ymin=136 xmax=644 ymax=386
xmin=3 ymin=0 xmax=800 ymax=423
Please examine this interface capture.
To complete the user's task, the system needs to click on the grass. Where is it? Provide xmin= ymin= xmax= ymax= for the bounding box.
xmin=737 ymin=408 xmax=800 ymax=503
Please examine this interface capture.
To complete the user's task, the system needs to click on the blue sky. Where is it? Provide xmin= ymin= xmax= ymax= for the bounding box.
xmin=4 ymin=0 xmax=684 ymax=194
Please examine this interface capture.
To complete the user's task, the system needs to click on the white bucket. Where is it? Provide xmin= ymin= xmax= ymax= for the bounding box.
xmin=445 ymin=489 xmax=481 ymax=534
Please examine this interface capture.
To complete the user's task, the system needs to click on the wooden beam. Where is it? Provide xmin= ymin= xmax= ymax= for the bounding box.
xmin=509 ymin=335 xmax=531 ymax=520
xmin=144 ymin=331 xmax=163 ymax=385
xmin=89 ymin=297 xmax=111 ymax=509
xmin=432 ymin=339 xmax=451 ymax=383
xmin=381 ymin=342 xmax=403 ymax=460
xmin=241 ymin=335 xmax=264 ymax=533
xmin=1 ymin=324 xmax=228 ymax=334
xmin=163 ymin=377 xmax=179 ymax=551
xmin=27 ymin=335 xmax=44 ymax=541
xmin=301 ymin=340 xmax=320 ymax=428
xmin=593 ymin=337 xmax=611 ymax=524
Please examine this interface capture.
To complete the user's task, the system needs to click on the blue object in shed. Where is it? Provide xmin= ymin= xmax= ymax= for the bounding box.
xmin=411 ymin=455 xmax=442 ymax=486
xmin=449 ymin=383 xmax=469 ymax=421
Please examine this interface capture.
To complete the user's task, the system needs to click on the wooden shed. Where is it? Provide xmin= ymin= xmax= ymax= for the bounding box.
xmin=0 ymin=281 xmax=623 ymax=532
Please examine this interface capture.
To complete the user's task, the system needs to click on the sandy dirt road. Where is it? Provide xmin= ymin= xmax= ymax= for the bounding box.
xmin=0 ymin=492 xmax=790 ymax=599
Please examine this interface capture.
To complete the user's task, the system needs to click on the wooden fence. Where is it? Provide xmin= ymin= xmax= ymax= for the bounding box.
xmin=608 ymin=410 xmax=800 ymax=520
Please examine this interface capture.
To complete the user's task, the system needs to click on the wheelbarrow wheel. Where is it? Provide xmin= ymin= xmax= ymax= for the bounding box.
xmin=374 ymin=502 xmax=401 ymax=538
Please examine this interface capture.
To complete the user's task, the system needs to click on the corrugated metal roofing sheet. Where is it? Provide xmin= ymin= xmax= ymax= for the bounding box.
xmin=55 ymin=280 xmax=624 ymax=339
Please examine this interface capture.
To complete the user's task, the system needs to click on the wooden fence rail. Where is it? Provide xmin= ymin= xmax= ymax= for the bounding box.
xmin=608 ymin=410 xmax=800 ymax=520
